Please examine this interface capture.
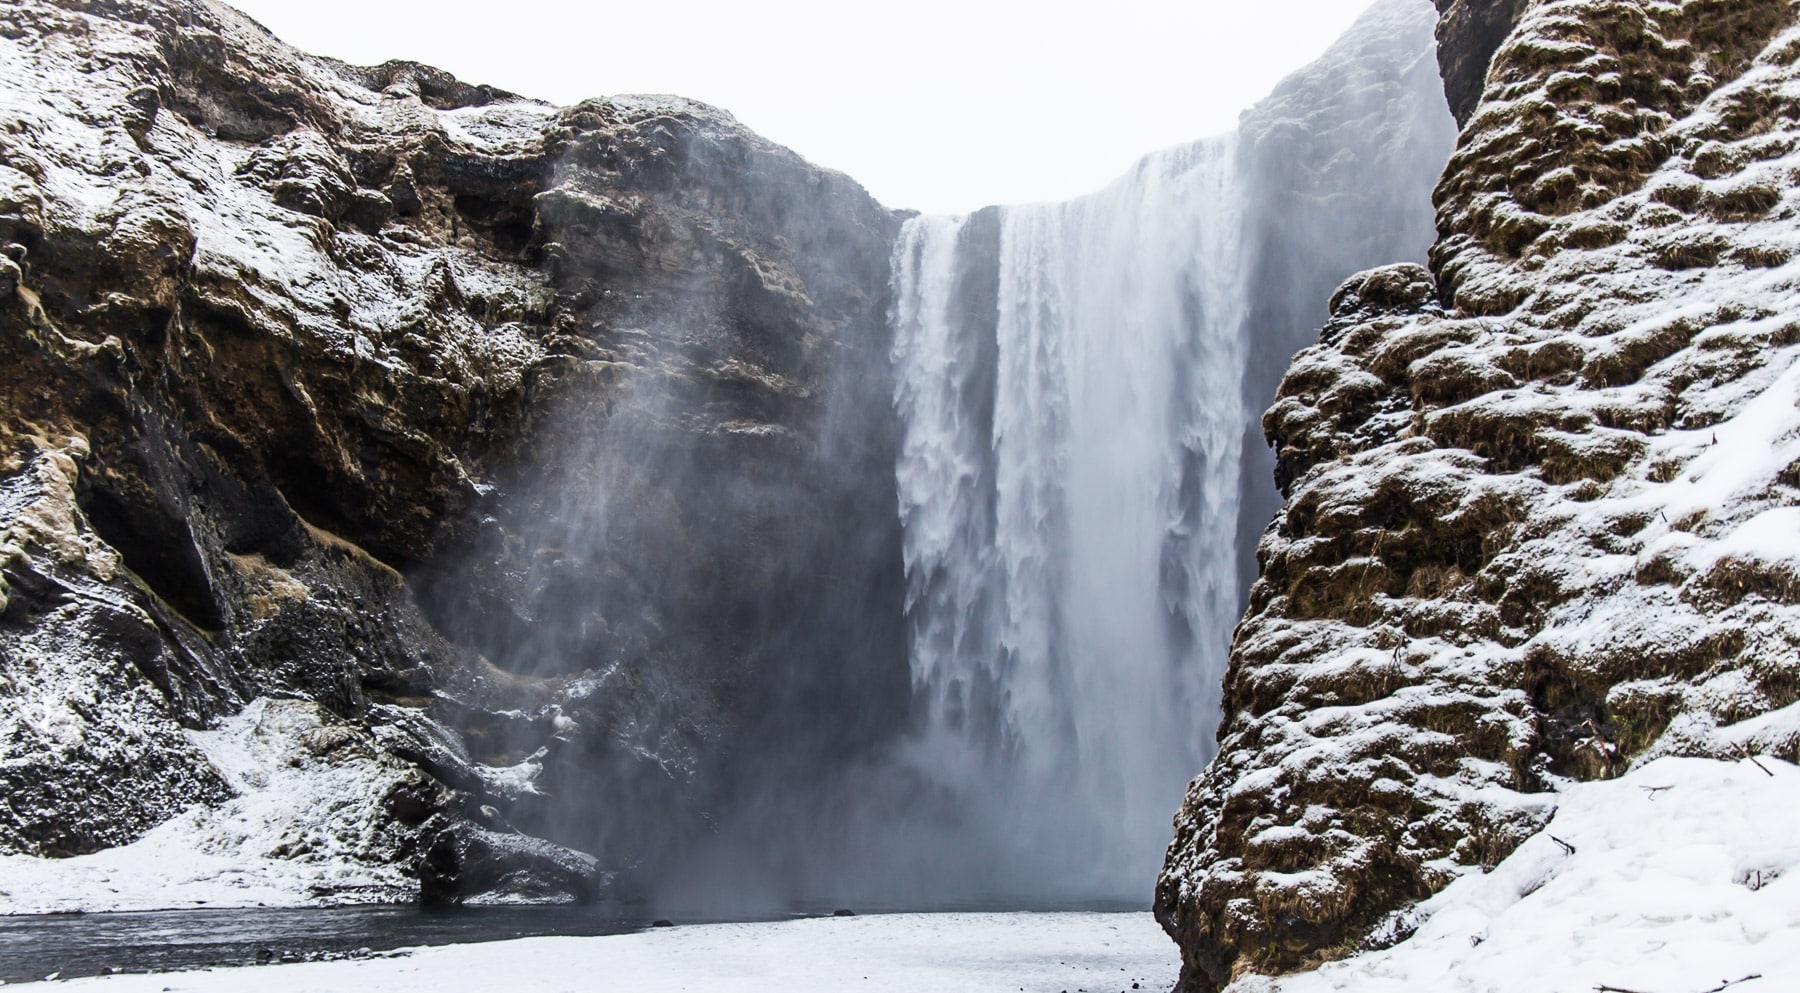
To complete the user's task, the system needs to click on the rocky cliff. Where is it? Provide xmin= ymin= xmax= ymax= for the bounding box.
xmin=1233 ymin=0 xmax=1458 ymax=594
xmin=1158 ymin=0 xmax=1800 ymax=988
xmin=0 ymin=0 xmax=901 ymax=904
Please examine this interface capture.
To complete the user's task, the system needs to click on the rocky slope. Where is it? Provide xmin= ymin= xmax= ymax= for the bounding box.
xmin=0 ymin=0 xmax=900 ymax=903
xmin=1158 ymin=0 xmax=1800 ymax=988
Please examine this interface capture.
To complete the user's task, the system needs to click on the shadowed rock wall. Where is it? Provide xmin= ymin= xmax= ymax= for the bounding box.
xmin=0 ymin=0 xmax=901 ymax=901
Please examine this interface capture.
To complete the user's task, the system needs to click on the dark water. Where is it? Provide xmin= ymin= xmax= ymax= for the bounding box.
xmin=0 ymin=904 xmax=645 ymax=983
xmin=0 ymin=899 xmax=1147 ymax=983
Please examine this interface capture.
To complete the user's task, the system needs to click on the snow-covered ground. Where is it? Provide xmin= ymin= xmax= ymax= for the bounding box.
xmin=0 ymin=912 xmax=1174 ymax=992
xmin=5 ymin=758 xmax=1796 ymax=992
xmin=1233 ymin=756 xmax=1800 ymax=993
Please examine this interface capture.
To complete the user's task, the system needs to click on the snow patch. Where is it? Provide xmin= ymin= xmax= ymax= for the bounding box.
xmin=0 ymin=699 xmax=425 ymax=914
xmin=1236 ymin=757 xmax=1800 ymax=993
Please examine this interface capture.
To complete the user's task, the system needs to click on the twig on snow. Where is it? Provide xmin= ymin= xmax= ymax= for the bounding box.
xmin=1728 ymin=741 xmax=1776 ymax=777
xmin=1596 ymin=970 xmax=1766 ymax=993
xmin=1550 ymin=834 xmax=1577 ymax=856
xmin=1696 ymin=977 xmax=1761 ymax=993
xmin=1639 ymin=785 xmax=1673 ymax=800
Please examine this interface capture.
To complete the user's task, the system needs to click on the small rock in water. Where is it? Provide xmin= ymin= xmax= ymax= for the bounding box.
xmin=833 ymin=908 xmax=856 ymax=917
xmin=652 ymin=919 xmax=675 ymax=928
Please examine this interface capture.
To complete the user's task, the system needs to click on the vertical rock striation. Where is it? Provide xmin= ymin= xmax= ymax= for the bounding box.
xmin=1158 ymin=0 xmax=1800 ymax=989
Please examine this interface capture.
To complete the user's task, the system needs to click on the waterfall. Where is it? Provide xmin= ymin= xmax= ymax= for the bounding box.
xmin=890 ymin=135 xmax=1249 ymax=895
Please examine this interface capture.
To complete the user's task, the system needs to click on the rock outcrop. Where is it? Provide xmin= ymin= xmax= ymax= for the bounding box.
xmin=0 ymin=0 xmax=900 ymax=902
xmin=1234 ymin=0 xmax=1458 ymax=593
xmin=1158 ymin=0 xmax=1800 ymax=988
xmin=1433 ymin=0 xmax=1530 ymax=125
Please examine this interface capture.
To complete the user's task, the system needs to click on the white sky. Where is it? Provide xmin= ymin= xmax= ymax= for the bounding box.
xmin=224 ymin=0 xmax=1377 ymax=214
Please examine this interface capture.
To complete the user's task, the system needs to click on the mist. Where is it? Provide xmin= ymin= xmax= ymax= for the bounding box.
xmin=405 ymin=0 xmax=1455 ymax=917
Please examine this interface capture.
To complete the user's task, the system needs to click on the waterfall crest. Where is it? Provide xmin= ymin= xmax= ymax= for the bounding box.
xmin=890 ymin=136 xmax=1250 ymax=894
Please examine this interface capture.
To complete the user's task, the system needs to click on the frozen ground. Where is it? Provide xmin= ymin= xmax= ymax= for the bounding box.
xmin=1234 ymin=756 xmax=1800 ymax=993
xmin=0 ymin=912 xmax=1174 ymax=993
xmin=1 ymin=758 xmax=1794 ymax=992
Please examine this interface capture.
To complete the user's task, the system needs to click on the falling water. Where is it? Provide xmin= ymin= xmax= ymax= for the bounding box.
xmin=891 ymin=135 xmax=1249 ymax=895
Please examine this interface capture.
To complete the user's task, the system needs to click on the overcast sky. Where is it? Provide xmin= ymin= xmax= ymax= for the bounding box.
xmin=225 ymin=0 xmax=1378 ymax=214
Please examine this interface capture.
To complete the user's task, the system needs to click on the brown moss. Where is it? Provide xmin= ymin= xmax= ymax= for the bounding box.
xmin=1649 ymin=233 xmax=1727 ymax=270
xmin=1689 ymin=140 xmax=1749 ymax=178
xmin=1634 ymin=202 xmax=1687 ymax=226
xmin=1650 ymin=178 xmax=1707 ymax=211
xmin=1707 ymin=181 xmax=1783 ymax=220
xmin=1604 ymin=682 xmax=1683 ymax=758
xmin=1423 ymin=411 xmax=1537 ymax=473
xmin=1405 ymin=563 xmax=1468 ymax=599
xmin=1695 ymin=554 xmax=1800 ymax=605
xmin=1281 ymin=559 xmax=1396 ymax=625
xmin=1367 ymin=322 xmax=1481 ymax=384
xmin=1731 ymin=243 xmax=1793 ymax=267
xmin=1560 ymin=219 xmax=1629 ymax=249
xmin=1537 ymin=429 xmax=1647 ymax=484
xmin=1411 ymin=352 xmax=1520 ymax=407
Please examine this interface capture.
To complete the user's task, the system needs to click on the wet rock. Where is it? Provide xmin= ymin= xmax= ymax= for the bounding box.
xmin=419 ymin=822 xmax=608 ymax=906
xmin=0 ymin=0 xmax=899 ymax=901
xmin=1434 ymin=0 xmax=1530 ymax=125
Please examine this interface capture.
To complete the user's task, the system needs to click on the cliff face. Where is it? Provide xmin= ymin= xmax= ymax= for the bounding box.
xmin=1158 ymin=0 xmax=1800 ymax=988
xmin=1233 ymin=0 xmax=1458 ymax=594
xmin=0 ymin=0 xmax=900 ymax=902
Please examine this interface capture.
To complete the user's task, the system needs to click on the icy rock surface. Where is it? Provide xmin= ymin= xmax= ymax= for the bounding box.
xmin=0 ymin=698 xmax=435 ymax=912
xmin=1159 ymin=0 xmax=1800 ymax=988
xmin=0 ymin=0 xmax=898 ymax=904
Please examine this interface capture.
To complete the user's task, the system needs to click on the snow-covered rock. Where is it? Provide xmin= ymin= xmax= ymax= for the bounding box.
xmin=0 ymin=697 xmax=435 ymax=912
xmin=0 ymin=0 xmax=899 ymax=906
xmin=1232 ymin=757 xmax=1800 ymax=993
xmin=1159 ymin=0 xmax=1800 ymax=988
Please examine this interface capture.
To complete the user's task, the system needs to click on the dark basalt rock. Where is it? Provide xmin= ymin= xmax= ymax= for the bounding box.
xmin=419 ymin=822 xmax=609 ymax=906
xmin=1434 ymin=0 xmax=1529 ymax=126
xmin=0 ymin=0 xmax=902 ymax=904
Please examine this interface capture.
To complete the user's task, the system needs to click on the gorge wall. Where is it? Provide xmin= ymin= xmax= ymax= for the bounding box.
xmin=0 ymin=0 xmax=902 ymax=904
xmin=0 ymin=0 xmax=1461 ymax=913
xmin=19 ymin=0 xmax=1766 ymax=970
xmin=1157 ymin=0 xmax=1800 ymax=989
